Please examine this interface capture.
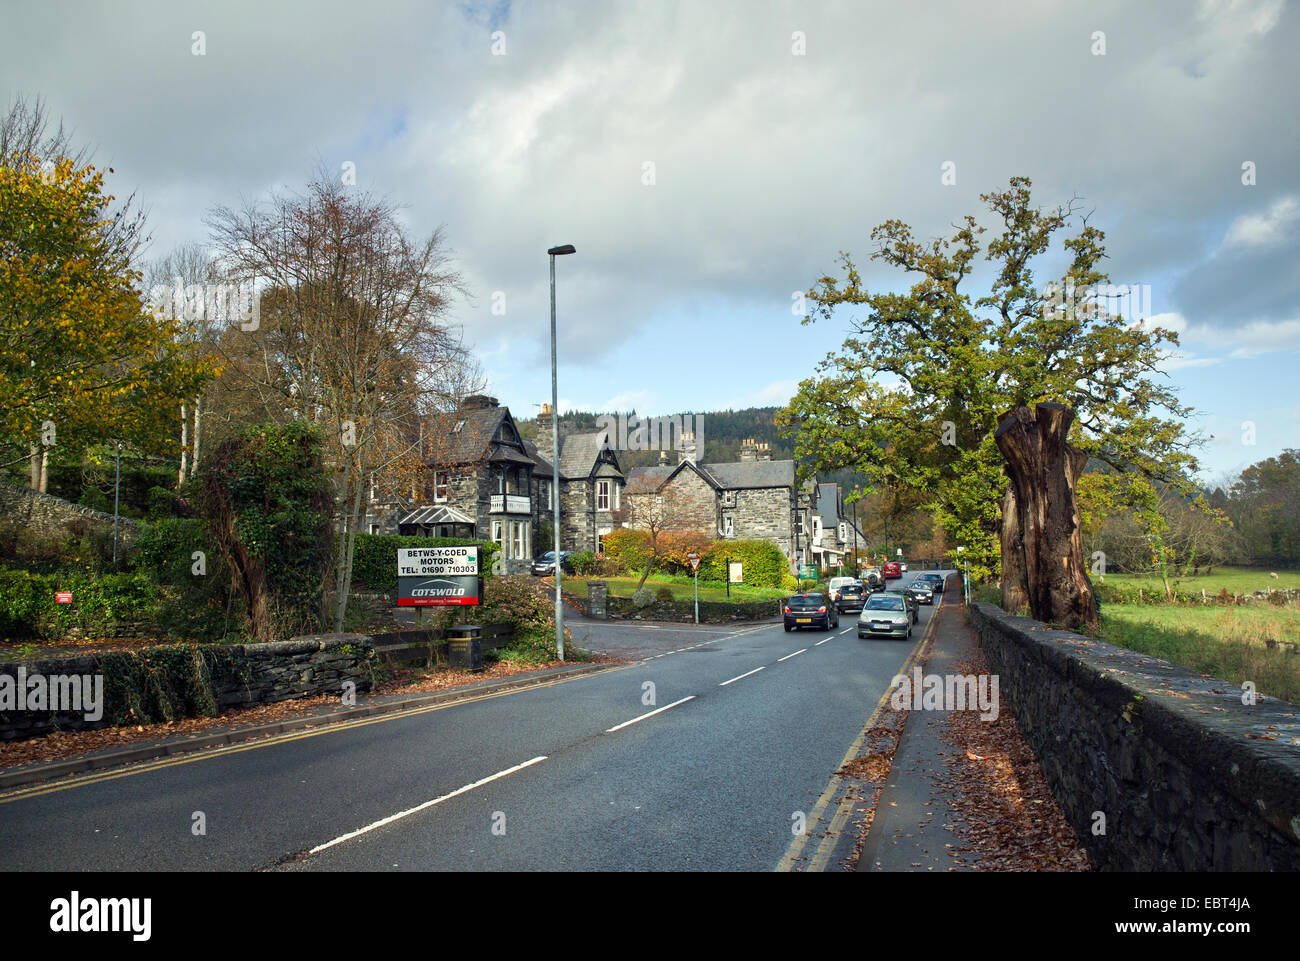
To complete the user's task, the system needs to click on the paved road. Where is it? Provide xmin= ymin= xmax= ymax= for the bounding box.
xmin=0 ymin=574 xmax=953 ymax=871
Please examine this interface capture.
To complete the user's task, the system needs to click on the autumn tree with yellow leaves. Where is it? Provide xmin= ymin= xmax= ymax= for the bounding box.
xmin=0 ymin=153 xmax=215 ymax=489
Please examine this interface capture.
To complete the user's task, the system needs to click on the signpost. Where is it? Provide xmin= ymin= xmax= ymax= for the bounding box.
xmin=396 ymin=547 xmax=482 ymax=611
xmin=687 ymin=552 xmax=701 ymax=624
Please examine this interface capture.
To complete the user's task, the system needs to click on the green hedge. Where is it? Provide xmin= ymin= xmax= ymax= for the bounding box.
xmin=0 ymin=570 xmax=161 ymax=641
xmin=698 ymin=539 xmax=790 ymax=589
xmin=349 ymin=533 xmax=501 ymax=592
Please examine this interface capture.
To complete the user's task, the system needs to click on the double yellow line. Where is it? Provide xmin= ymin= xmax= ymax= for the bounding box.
xmin=775 ymin=601 xmax=942 ymax=872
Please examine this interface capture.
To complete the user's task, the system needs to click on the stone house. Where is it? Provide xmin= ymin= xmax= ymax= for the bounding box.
xmin=534 ymin=404 xmax=626 ymax=555
xmin=623 ymin=437 xmax=816 ymax=561
xmin=386 ymin=395 xmax=552 ymax=574
xmin=811 ymin=482 xmax=868 ymax=574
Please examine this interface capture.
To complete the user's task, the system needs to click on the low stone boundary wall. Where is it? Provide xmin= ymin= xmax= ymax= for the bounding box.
xmin=0 ymin=481 xmax=140 ymax=546
xmin=969 ymin=602 xmax=1300 ymax=871
xmin=0 ymin=636 xmax=375 ymax=742
xmin=569 ymin=591 xmax=780 ymax=624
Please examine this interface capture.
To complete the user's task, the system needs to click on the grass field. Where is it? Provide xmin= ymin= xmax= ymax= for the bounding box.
xmin=1099 ymin=603 xmax=1300 ymax=705
xmin=568 ymin=575 xmax=788 ymax=603
xmin=1096 ymin=566 xmax=1300 ymax=596
xmin=969 ymin=578 xmax=1300 ymax=705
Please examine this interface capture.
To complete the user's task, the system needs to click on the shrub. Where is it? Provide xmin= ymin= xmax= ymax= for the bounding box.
xmin=194 ymin=420 xmax=335 ymax=642
xmin=603 ymin=528 xmax=651 ymax=572
xmin=569 ymin=550 xmax=597 ymax=574
xmin=0 ymin=569 xmax=160 ymax=640
xmin=654 ymin=586 xmax=674 ymax=602
xmin=631 ymin=587 xmax=656 ymax=609
xmin=146 ymin=485 xmax=177 ymax=519
xmin=699 ymin=539 xmax=790 ymax=588
xmin=134 ymin=518 xmax=242 ymax=641
xmin=424 ymin=575 xmax=569 ymax=659
xmin=78 ymin=486 xmax=110 ymax=512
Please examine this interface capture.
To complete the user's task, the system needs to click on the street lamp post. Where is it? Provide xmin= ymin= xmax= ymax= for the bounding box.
xmin=112 ymin=442 xmax=122 ymax=568
xmin=548 ymin=244 xmax=575 ymax=661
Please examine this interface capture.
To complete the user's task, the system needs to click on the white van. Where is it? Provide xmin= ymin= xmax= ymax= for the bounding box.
xmin=828 ymin=576 xmax=858 ymax=601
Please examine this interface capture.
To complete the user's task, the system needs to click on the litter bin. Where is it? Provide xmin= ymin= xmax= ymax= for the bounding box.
xmin=447 ymin=624 xmax=484 ymax=672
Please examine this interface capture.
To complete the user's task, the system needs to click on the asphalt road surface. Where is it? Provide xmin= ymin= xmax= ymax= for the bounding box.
xmin=0 ymin=573 xmax=954 ymax=872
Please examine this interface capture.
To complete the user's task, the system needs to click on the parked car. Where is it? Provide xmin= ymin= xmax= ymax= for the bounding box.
xmin=783 ymin=593 xmax=840 ymax=632
xmin=530 ymin=550 xmax=575 ymax=576
xmin=905 ymin=580 xmax=934 ymax=606
xmin=900 ymin=561 xmax=908 ymax=573
xmin=915 ymin=572 xmax=945 ymax=593
xmin=835 ymin=583 xmax=868 ymax=613
xmin=882 ymin=561 xmax=902 ymax=580
xmin=857 ymin=593 xmax=911 ymax=640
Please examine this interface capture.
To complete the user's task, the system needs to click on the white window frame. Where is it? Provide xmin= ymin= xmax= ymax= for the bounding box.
xmin=511 ymin=521 xmax=526 ymax=560
xmin=492 ymin=519 xmax=504 ymax=554
xmin=839 ymin=522 xmax=848 ymax=542
xmin=722 ymin=490 xmax=735 ymax=507
xmin=597 ymin=480 xmax=611 ymax=511
xmin=723 ymin=513 xmax=734 ymax=537
xmin=434 ymin=470 xmax=449 ymax=503
xmin=795 ymin=512 xmax=805 ymax=536
xmin=613 ymin=482 xmax=620 ymax=511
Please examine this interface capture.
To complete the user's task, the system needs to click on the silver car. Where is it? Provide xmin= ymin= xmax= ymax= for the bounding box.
xmin=857 ymin=594 xmax=911 ymax=640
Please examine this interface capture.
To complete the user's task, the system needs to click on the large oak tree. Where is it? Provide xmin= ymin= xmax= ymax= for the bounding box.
xmin=778 ymin=177 xmax=1200 ymax=623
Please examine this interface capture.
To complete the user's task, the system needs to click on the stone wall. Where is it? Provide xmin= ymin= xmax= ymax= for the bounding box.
xmin=969 ymin=602 xmax=1300 ymax=871
xmin=0 ymin=636 xmax=375 ymax=742
xmin=569 ymin=592 xmax=781 ymax=624
xmin=0 ymin=482 xmax=140 ymax=547
xmin=733 ymin=486 xmax=794 ymax=557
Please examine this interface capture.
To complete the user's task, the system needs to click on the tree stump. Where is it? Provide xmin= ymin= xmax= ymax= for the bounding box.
xmin=994 ymin=403 xmax=1098 ymax=631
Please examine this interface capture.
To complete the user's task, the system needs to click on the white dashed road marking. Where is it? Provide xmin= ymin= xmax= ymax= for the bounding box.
xmin=605 ymin=696 xmax=696 ymax=733
xmin=309 ymin=755 xmax=548 ymax=854
xmin=719 ymin=666 xmax=766 ymax=687
xmin=777 ymin=649 xmax=806 ymax=662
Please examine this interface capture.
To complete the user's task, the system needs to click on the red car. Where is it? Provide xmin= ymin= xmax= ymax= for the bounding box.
xmin=882 ymin=561 xmax=902 ymax=580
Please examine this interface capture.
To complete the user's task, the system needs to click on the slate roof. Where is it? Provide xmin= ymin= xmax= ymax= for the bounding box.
xmin=522 ymin=439 xmax=555 ymax=479
xmin=558 ymin=430 xmax=623 ymax=480
xmin=424 ymin=406 xmax=507 ymax=465
xmin=698 ymin=459 xmax=797 ymax=490
xmin=626 ymin=458 xmax=798 ymax=493
xmin=624 ymin=465 xmax=675 ymax=495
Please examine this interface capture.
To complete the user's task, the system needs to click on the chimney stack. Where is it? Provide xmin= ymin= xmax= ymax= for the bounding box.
xmin=536 ymin=402 xmax=556 ymax=464
xmin=739 ymin=438 xmax=758 ymax=462
xmin=677 ymin=429 xmax=697 ymax=466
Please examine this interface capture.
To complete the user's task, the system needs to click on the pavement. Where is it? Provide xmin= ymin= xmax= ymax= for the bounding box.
xmin=857 ymin=590 xmax=974 ymax=871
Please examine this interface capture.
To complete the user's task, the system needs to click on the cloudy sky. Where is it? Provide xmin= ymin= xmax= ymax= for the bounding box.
xmin=3 ymin=0 xmax=1296 ymax=483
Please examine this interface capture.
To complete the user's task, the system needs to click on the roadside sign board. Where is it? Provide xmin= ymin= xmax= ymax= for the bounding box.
xmin=397 ymin=546 xmax=481 ymax=606
xmin=798 ymin=564 xmax=817 ymax=579
xmin=55 ymin=592 xmax=72 ymax=604
xmin=686 ymin=552 xmax=701 ymax=572
xmin=728 ymin=562 xmax=743 ymax=583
